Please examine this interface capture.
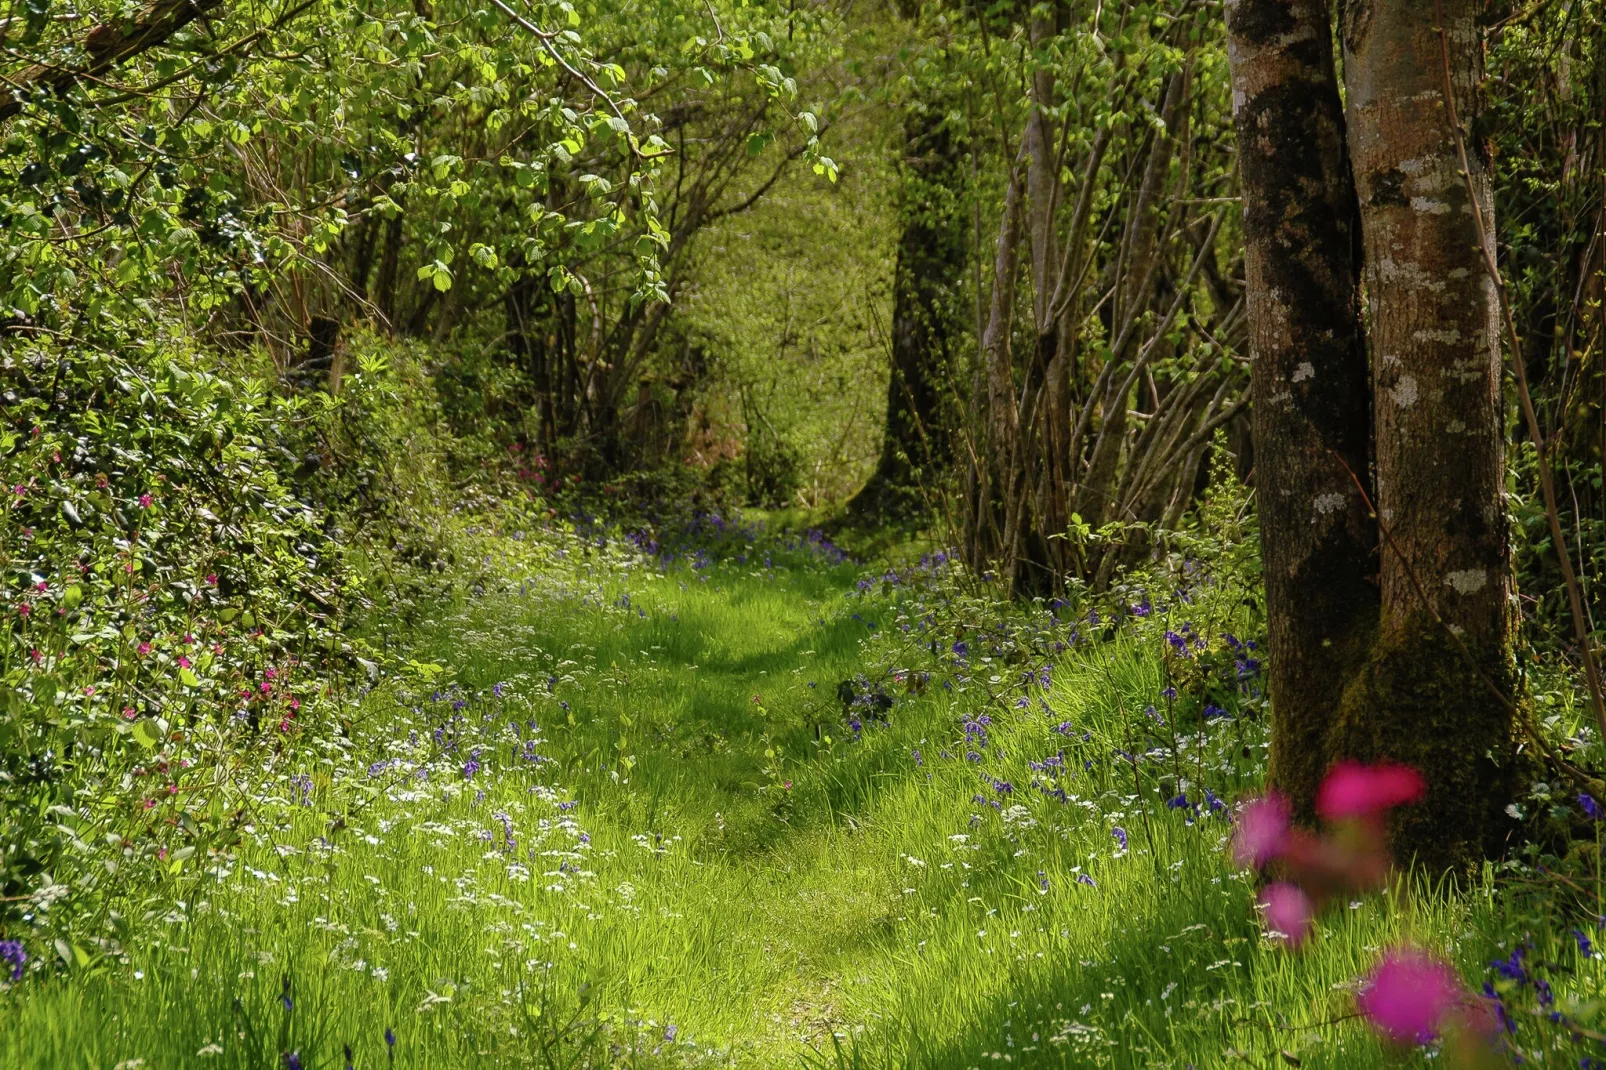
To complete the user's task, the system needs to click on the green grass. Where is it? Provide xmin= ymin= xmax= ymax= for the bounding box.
xmin=0 ymin=527 xmax=1524 ymax=1068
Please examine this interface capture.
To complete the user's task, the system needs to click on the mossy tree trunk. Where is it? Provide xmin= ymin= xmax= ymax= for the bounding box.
xmin=847 ymin=103 xmax=966 ymax=523
xmin=1334 ymin=0 xmax=1516 ymax=871
xmin=1224 ymin=0 xmax=1379 ymax=824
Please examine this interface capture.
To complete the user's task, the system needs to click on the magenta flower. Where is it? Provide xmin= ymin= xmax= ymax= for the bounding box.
xmin=177 ymin=655 xmax=191 ymax=669
xmin=138 ymin=494 xmax=152 ymax=509
xmin=138 ymin=642 xmax=151 ymax=656
xmin=205 ymin=573 xmax=217 ymax=586
xmin=1316 ymin=762 xmax=1425 ymax=820
xmin=18 ymin=603 xmax=30 ymax=617
xmin=1258 ymin=882 xmax=1313 ymax=947
xmin=1356 ymin=947 xmax=1463 ymax=1044
xmin=1232 ymin=793 xmax=1291 ymax=868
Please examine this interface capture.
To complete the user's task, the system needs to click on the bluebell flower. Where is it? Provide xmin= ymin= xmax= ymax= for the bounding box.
xmin=386 ymin=1025 xmax=396 ymax=1050
xmin=1166 ymin=793 xmax=1190 ymax=810
xmin=1112 ymin=827 xmax=1128 ymax=851
xmin=281 ymin=977 xmax=293 ymax=1011
xmin=1037 ymin=870 xmax=1050 ymax=892
xmin=1076 ymin=873 xmax=1096 ymax=887
xmin=1581 ymin=793 xmax=1603 ymax=820
xmin=1574 ymin=928 xmax=1595 ymax=958
xmin=345 ymin=1044 xmax=354 ymax=1070
xmin=0 ymin=940 xmax=25 ymax=981
xmin=1481 ymin=983 xmax=1517 ymax=1035
xmin=285 ymin=1054 xmax=302 ymax=1070
xmin=1491 ymin=947 xmax=1527 ymax=983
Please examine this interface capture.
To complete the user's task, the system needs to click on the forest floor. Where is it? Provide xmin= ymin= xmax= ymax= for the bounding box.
xmin=6 ymin=520 xmax=1511 ymax=1069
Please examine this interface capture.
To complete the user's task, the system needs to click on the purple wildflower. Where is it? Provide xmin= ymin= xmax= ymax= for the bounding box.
xmin=0 ymin=940 xmax=24 ymax=981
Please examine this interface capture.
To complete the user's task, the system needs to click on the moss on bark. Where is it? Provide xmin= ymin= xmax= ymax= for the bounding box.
xmin=1330 ymin=616 xmax=1519 ymax=874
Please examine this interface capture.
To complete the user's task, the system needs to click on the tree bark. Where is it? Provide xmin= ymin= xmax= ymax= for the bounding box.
xmin=966 ymin=146 xmax=1027 ymax=570
xmin=1224 ymin=0 xmax=1378 ymax=823
xmin=847 ymin=104 xmax=966 ymax=522
xmin=1336 ymin=0 xmax=1515 ymax=871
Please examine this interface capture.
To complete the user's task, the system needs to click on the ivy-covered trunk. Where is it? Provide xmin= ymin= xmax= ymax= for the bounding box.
xmin=1224 ymin=0 xmax=1378 ymax=824
xmin=1334 ymin=0 xmax=1516 ymax=871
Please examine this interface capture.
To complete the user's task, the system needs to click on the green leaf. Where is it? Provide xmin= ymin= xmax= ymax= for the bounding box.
xmin=132 ymin=720 xmax=159 ymax=750
xmin=180 ymin=667 xmax=200 ymax=687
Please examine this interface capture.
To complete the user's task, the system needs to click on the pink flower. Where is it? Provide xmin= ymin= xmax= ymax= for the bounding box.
xmin=260 ymin=681 xmax=272 ymax=694
xmin=123 ymin=707 xmax=137 ymax=720
xmin=288 ymin=696 xmax=299 ymax=710
xmin=205 ymin=573 xmax=217 ymax=586
xmin=177 ymin=656 xmax=191 ymax=669
xmin=1232 ymin=793 xmax=1291 ymax=868
xmin=138 ymin=642 xmax=151 ymax=656
xmin=1356 ymin=947 xmax=1463 ymax=1044
xmin=1317 ymin=762 xmax=1425 ymax=820
xmin=1258 ymin=882 xmax=1313 ymax=947
xmin=35 ymin=582 xmax=46 ymax=593
xmin=18 ymin=603 xmax=30 ymax=617
xmin=264 ymin=667 xmax=277 ymax=680
xmin=139 ymin=494 xmax=152 ymax=508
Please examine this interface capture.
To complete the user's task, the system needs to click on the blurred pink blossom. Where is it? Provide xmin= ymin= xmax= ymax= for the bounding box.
xmin=1356 ymin=947 xmax=1462 ymax=1044
xmin=1316 ymin=761 xmax=1425 ymax=820
xmin=1257 ymin=882 xmax=1313 ymax=947
xmin=1232 ymin=792 xmax=1291 ymax=868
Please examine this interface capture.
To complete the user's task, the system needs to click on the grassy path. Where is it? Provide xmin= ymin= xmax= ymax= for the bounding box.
xmin=7 ymin=531 xmax=1499 ymax=1068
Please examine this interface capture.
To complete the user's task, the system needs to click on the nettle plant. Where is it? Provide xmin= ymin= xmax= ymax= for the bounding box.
xmin=0 ymin=338 xmax=359 ymax=948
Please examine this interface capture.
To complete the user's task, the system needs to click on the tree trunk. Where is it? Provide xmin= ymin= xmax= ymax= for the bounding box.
xmin=1336 ymin=0 xmax=1515 ymax=871
xmin=1224 ymin=0 xmax=1378 ymax=823
xmin=846 ymin=105 xmax=965 ymax=523
xmin=966 ymin=147 xmax=1027 ymax=571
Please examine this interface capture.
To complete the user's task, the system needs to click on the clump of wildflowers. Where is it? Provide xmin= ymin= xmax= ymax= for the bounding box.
xmin=0 ymin=940 xmax=25 ymax=981
xmin=1231 ymin=764 xmax=1502 ymax=1058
